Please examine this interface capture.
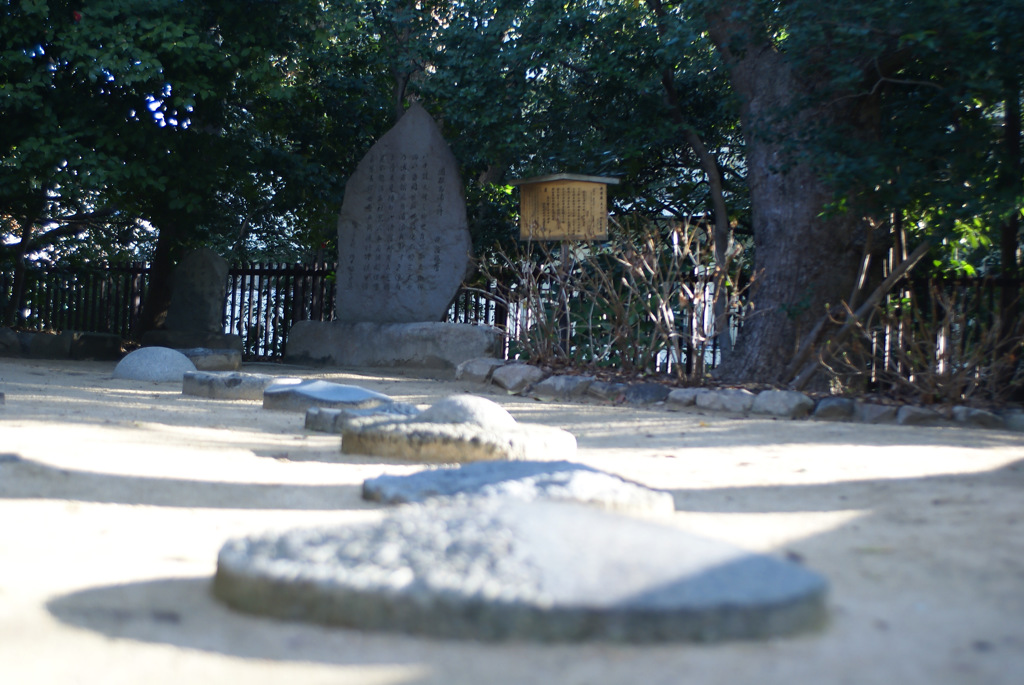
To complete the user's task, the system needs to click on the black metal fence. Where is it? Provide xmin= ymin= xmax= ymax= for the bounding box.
xmin=0 ymin=263 xmax=149 ymax=341
xmin=3 ymin=262 xmax=1022 ymax=374
xmin=226 ymin=262 xmax=335 ymax=360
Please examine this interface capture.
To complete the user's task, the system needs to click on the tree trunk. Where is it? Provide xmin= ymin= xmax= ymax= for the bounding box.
xmin=706 ymin=9 xmax=870 ymax=384
xmin=138 ymin=218 xmax=185 ymax=335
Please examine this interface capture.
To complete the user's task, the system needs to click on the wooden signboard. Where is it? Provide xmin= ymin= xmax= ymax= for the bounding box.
xmin=511 ymin=173 xmax=619 ymax=241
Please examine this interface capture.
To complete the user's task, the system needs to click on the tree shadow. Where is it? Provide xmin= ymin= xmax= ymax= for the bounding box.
xmin=0 ymin=454 xmax=372 ymax=510
xmin=39 ymin=457 xmax=1024 ymax=678
xmin=666 ymin=458 xmax=1024 ymax=514
xmin=507 ymin=402 xmax=1024 ymax=451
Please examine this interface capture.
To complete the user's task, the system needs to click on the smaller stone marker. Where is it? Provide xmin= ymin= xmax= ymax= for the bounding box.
xmin=362 ymin=460 xmax=675 ymax=514
xmin=213 ymin=498 xmax=828 ymax=642
xmin=165 ymin=248 xmax=229 ymax=333
xmin=141 ymin=248 xmax=243 ymax=352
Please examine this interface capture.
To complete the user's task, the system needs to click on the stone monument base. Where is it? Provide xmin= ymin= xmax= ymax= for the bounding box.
xmin=285 ymin=321 xmax=501 ymax=370
xmin=141 ymin=330 xmax=243 ymax=353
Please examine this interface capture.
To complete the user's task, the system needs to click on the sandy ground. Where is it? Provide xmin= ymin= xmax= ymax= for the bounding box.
xmin=0 ymin=357 xmax=1022 ymax=685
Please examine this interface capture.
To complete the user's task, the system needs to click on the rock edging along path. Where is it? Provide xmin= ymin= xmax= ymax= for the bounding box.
xmin=456 ymin=358 xmax=1021 ymax=431
xmin=213 ymin=498 xmax=829 ymax=643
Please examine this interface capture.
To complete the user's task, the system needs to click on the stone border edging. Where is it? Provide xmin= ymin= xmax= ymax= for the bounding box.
xmin=456 ymin=358 xmax=1022 ymax=431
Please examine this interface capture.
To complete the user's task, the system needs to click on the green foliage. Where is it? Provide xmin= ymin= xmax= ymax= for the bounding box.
xmin=2 ymin=0 xmax=1019 ymax=288
xmin=715 ymin=0 xmax=1024 ymax=271
xmin=1 ymin=0 xmax=391 ymax=267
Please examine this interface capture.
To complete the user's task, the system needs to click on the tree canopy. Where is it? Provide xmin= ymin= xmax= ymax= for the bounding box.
xmin=2 ymin=0 xmax=1021 ymax=380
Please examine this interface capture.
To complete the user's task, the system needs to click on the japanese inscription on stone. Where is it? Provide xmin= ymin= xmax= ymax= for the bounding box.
xmin=336 ymin=102 xmax=471 ymax=323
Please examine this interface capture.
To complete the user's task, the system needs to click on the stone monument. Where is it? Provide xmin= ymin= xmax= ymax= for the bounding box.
xmin=336 ymin=101 xmax=471 ymax=323
xmin=141 ymin=248 xmax=243 ymax=354
xmin=287 ymin=102 xmax=500 ymax=368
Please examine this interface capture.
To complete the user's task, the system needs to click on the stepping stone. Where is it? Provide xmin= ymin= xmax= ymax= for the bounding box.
xmin=263 ymin=379 xmax=396 ymax=412
xmin=362 ymin=460 xmax=676 ymax=514
xmin=113 ymin=347 xmax=196 ymax=382
xmin=341 ymin=414 xmax=575 ymax=463
xmin=213 ymin=498 xmax=828 ymax=642
xmin=416 ymin=394 xmax=517 ymax=428
xmin=305 ymin=403 xmax=422 ymax=434
xmin=183 ymin=371 xmax=299 ymax=401
xmin=339 ymin=395 xmax=576 ymax=462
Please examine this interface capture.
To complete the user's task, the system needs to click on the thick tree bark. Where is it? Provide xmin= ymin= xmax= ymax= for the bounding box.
xmin=705 ymin=8 xmax=871 ymax=384
xmin=138 ymin=215 xmax=185 ymax=335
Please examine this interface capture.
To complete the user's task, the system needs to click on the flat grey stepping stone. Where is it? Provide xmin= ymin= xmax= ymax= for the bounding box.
xmin=263 ymin=379 xmax=395 ymax=412
xmin=339 ymin=395 xmax=576 ymax=462
xmin=113 ymin=347 xmax=196 ymax=382
xmin=305 ymin=404 xmax=422 ymax=434
xmin=362 ymin=460 xmax=676 ymax=514
xmin=183 ymin=371 xmax=300 ymax=401
xmin=341 ymin=415 xmax=576 ymax=462
xmin=416 ymin=394 xmax=517 ymax=428
xmin=213 ymin=498 xmax=828 ymax=642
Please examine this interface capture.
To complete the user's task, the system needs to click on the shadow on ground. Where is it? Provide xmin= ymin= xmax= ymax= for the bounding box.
xmin=0 ymin=454 xmax=372 ymax=510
